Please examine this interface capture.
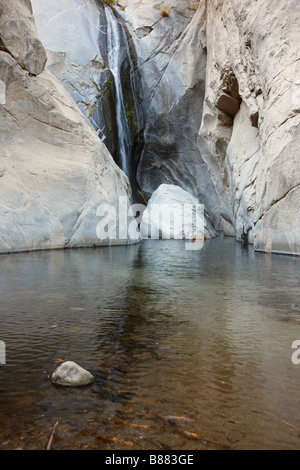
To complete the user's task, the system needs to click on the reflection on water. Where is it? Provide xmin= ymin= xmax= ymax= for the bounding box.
xmin=0 ymin=237 xmax=300 ymax=449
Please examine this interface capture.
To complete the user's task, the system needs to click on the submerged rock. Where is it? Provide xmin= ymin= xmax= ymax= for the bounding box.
xmin=140 ymin=184 xmax=217 ymax=240
xmin=52 ymin=361 xmax=94 ymax=387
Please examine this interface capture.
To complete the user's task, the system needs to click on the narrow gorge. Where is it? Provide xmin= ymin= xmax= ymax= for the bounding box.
xmin=0 ymin=0 xmax=299 ymax=255
xmin=0 ymin=0 xmax=300 ymax=452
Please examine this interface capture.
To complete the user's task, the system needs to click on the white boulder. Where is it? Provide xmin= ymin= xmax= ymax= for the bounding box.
xmin=140 ymin=184 xmax=217 ymax=240
xmin=51 ymin=361 xmax=94 ymax=387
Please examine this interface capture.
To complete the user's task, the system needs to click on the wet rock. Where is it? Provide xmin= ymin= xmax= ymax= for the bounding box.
xmin=51 ymin=361 xmax=94 ymax=387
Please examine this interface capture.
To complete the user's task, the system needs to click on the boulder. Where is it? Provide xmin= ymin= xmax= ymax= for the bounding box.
xmin=140 ymin=184 xmax=217 ymax=240
xmin=216 ymin=92 xmax=241 ymax=118
xmin=51 ymin=361 xmax=94 ymax=387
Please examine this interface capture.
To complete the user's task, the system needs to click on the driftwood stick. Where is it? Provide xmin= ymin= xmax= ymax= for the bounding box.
xmin=276 ymin=417 xmax=300 ymax=432
xmin=46 ymin=421 xmax=59 ymax=450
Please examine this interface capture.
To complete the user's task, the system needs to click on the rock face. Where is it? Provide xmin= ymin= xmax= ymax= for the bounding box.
xmin=31 ymin=0 xmax=145 ymax=189
xmin=2 ymin=0 xmax=298 ymax=256
xmin=119 ymin=0 xmax=300 ymax=255
xmin=0 ymin=0 xmax=47 ymax=75
xmin=31 ymin=0 xmax=113 ymax=145
xmin=51 ymin=361 xmax=94 ymax=387
xmin=119 ymin=0 xmax=221 ymax=217
xmin=0 ymin=0 xmax=136 ymax=254
xmin=140 ymin=184 xmax=217 ymax=241
xmin=199 ymin=0 xmax=300 ymax=255
xmin=225 ymin=103 xmax=261 ymax=245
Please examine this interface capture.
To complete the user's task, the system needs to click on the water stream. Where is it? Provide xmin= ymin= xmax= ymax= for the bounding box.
xmin=0 ymin=238 xmax=300 ymax=450
xmin=105 ymin=6 xmax=133 ymax=176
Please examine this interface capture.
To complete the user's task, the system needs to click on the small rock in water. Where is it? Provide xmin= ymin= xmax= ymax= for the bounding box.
xmin=51 ymin=361 xmax=94 ymax=387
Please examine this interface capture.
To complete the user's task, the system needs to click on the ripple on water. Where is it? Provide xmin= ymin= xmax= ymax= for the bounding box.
xmin=0 ymin=238 xmax=300 ymax=449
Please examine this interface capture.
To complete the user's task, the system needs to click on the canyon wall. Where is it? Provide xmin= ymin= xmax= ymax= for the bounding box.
xmin=31 ymin=0 xmax=145 ymax=191
xmin=118 ymin=0 xmax=222 ymax=224
xmin=0 ymin=0 xmax=135 ymax=253
xmin=0 ymin=0 xmax=299 ymax=255
xmin=120 ymin=0 xmax=300 ymax=254
xmin=199 ymin=0 xmax=300 ymax=255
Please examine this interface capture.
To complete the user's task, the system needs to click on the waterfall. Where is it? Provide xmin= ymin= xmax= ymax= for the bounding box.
xmin=104 ymin=6 xmax=132 ymax=176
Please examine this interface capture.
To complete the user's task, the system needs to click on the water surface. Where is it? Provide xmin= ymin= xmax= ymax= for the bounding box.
xmin=0 ymin=238 xmax=300 ymax=450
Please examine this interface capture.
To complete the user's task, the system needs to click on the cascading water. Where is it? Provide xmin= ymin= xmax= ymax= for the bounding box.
xmin=33 ymin=0 xmax=144 ymax=196
xmin=74 ymin=1 xmax=144 ymax=198
xmin=104 ymin=6 xmax=133 ymax=176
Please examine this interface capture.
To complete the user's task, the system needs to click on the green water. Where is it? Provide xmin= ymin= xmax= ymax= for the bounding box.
xmin=0 ymin=237 xmax=300 ymax=449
